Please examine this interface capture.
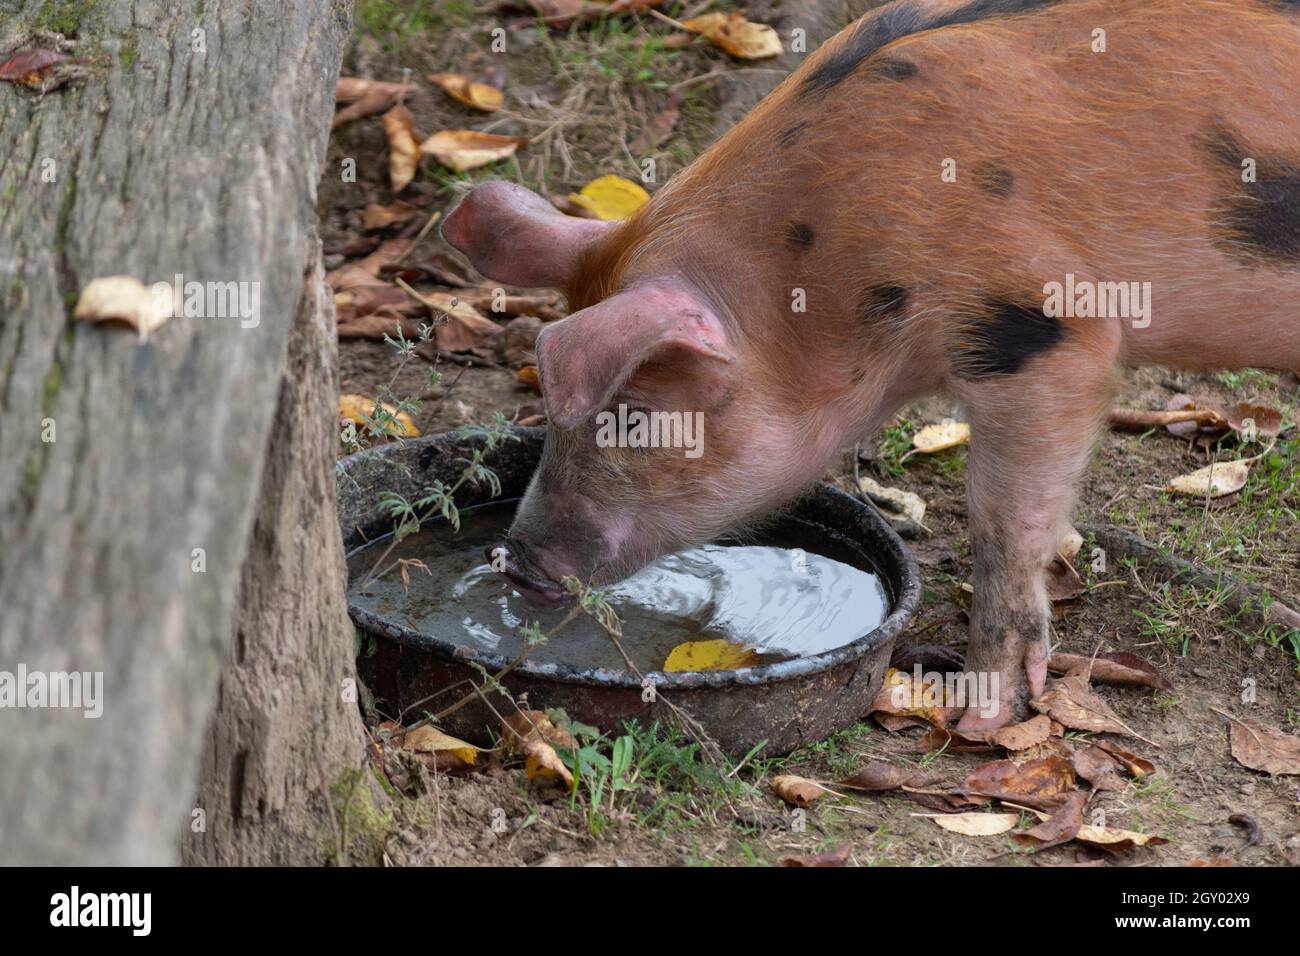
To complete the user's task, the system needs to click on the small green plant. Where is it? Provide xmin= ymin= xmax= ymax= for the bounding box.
xmin=874 ymin=419 xmax=917 ymax=477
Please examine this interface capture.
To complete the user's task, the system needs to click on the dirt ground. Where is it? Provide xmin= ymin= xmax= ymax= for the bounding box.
xmin=321 ymin=3 xmax=1299 ymax=867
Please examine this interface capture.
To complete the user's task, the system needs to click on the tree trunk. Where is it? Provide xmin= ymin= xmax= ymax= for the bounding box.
xmin=0 ymin=0 xmax=361 ymax=865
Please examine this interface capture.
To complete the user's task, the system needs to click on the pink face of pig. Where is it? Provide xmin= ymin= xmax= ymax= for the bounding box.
xmin=441 ymin=182 xmax=827 ymax=604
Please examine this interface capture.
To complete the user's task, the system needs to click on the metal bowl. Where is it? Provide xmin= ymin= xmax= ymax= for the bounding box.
xmin=339 ymin=427 xmax=921 ymax=755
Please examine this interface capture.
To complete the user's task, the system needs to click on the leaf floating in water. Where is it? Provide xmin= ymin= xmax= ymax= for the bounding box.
xmin=663 ymin=639 xmax=760 ymax=672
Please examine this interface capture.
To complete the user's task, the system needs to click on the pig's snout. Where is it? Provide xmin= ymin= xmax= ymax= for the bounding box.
xmin=486 ymin=539 xmax=569 ymax=608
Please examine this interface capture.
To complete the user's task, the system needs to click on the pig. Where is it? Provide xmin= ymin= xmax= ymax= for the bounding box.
xmin=441 ymin=0 xmax=1300 ymax=729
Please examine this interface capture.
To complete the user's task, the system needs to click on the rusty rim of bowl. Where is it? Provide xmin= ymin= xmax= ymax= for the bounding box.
xmin=341 ymin=431 xmax=922 ymax=691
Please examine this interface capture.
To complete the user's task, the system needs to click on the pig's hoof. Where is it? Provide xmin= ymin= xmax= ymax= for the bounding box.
xmin=953 ymin=638 xmax=1048 ymax=731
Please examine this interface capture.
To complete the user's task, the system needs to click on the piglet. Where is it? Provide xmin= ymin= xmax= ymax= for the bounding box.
xmin=442 ymin=0 xmax=1300 ymax=728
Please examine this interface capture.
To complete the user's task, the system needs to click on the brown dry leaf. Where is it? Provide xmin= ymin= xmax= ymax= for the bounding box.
xmin=1010 ymin=790 xmax=1088 ymax=850
xmin=837 ymin=760 xmax=938 ymax=793
xmin=1191 ymin=857 xmax=1236 ymax=867
xmin=73 ymin=276 xmax=175 ymax=342
xmin=1045 ymin=556 xmax=1085 ymax=604
xmin=382 ymin=105 xmax=420 ymax=193
xmin=1072 ymin=746 xmax=1128 ymax=792
xmin=420 ymin=130 xmax=529 ymax=171
xmin=1167 ymin=459 xmax=1252 ymax=498
xmin=1030 ymin=670 xmax=1134 ymax=737
xmin=923 ymin=811 xmax=1020 ymax=836
xmin=1074 ymin=825 xmax=1168 ymax=854
xmin=778 ymin=845 xmax=851 ymax=867
xmin=867 ymin=667 xmax=957 ymax=728
xmin=402 ymin=725 xmax=480 ymax=773
xmin=917 ymin=714 xmax=1053 ymax=755
xmin=629 ymin=88 xmax=685 ymax=154
xmin=339 ymin=394 xmax=419 ymax=439
xmin=1221 ymin=713 xmax=1300 ymax=775
xmin=963 ymin=755 xmax=1079 ymax=810
xmin=418 ymin=291 xmax=504 ymax=358
xmin=770 ymin=774 xmax=832 ymax=808
xmin=680 ymin=11 xmax=783 ymax=59
xmin=501 ymin=711 xmax=575 ymax=786
xmin=336 ymin=314 xmax=429 ymax=342
xmin=333 ymin=77 xmax=412 ymax=129
xmin=427 ymin=72 xmax=504 ymax=111
xmin=362 ymin=201 xmax=422 ymax=232
xmin=1090 ymin=740 xmax=1156 ymax=778
xmin=0 ymin=46 xmax=72 ymax=87
xmin=1048 ymin=651 xmax=1173 ymax=691
xmin=1221 ymin=402 xmax=1284 ymax=440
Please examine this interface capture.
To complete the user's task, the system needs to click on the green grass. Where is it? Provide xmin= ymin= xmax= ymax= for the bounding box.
xmin=35 ymin=0 xmax=99 ymax=36
xmin=357 ymin=0 xmax=473 ymax=38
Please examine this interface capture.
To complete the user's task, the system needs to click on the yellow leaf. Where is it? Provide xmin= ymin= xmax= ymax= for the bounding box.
xmin=402 ymin=725 xmax=479 ymax=766
xmin=427 ymin=72 xmax=504 ymax=112
xmin=770 ymin=774 xmax=831 ymax=807
xmin=420 ymin=130 xmax=529 ymax=171
xmin=73 ymin=276 xmax=175 ymax=342
xmin=339 ymin=393 xmax=419 ymax=438
xmin=681 ymin=12 xmax=783 ymax=59
xmin=911 ymin=420 xmax=970 ymax=454
xmin=1167 ymin=459 xmax=1252 ymax=498
xmin=663 ymin=639 xmax=760 ymax=672
xmin=382 ymin=104 xmax=420 ymax=194
xmin=566 ymin=175 xmax=650 ymax=221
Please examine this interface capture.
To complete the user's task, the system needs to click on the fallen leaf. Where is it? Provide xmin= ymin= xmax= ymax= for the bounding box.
xmin=501 ymin=711 xmax=576 ymax=786
xmin=1221 ymin=402 xmax=1283 ymax=440
xmin=963 ymin=756 xmax=1079 ymax=811
xmin=518 ymin=365 xmax=541 ymax=392
xmin=362 ymin=200 xmax=422 ymax=232
xmin=1191 ymin=857 xmax=1235 ymax=867
xmin=629 ymin=88 xmax=685 ymax=154
xmin=837 ymin=760 xmax=938 ymax=792
xmin=910 ymin=420 xmax=970 ymax=455
xmin=0 ymin=47 xmax=71 ymax=87
xmin=867 ymin=667 xmax=957 ymax=728
xmin=1073 ymin=825 xmax=1168 ymax=854
xmin=923 ymin=811 xmax=1020 ymax=836
xmin=680 ymin=11 xmax=783 ymax=59
xmin=413 ymin=290 xmax=504 ymax=358
xmin=1221 ymin=712 xmax=1300 ymax=775
xmin=73 ymin=276 xmax=174 ymax=341
xmin=1010 ymin=790 xmax=1088 ymax=850
xmin=339 ymin=394 xmax=419 ymax=438
xmin=420 ymin=130 xmax=529 ymax=171
xmin=770 ymin=774 xmax=832 ymax=808
xmin=916 ymin=714 xmax=1054 ymax=755
xmin=858 ymin=475 xmax=927 ymax=525
xmin=427 ymin=72 xmax=503 ymax=111
xmin=402 ymin=725 xmax=480 ymax=772
xmin=1072 ymin=746 xmax=1128 ymax=792
xmin=778 ymin=845 xmax=851 ymax=867
xmin=1167 ymin=459 xmax=1252 ymax=498
xmin=1047 ymin=651 xmax=1173 ymax=691
xmin=565 ymin=175 xmax=650 ymax=221
xmin=1030 ymin=670 xmax=1135 ymax=738
xmin=1045 ymin=556 xmax=1085 ymax=604
xmin=1089 ymin=740 xmax=1156 ymax=778
xmin=382 ymin=105 xmax=420 ymax=193
xmin=663 ymin=639 xmax=760 ymax=672
xmin=333 ymin=77 xmax=412 ymax=129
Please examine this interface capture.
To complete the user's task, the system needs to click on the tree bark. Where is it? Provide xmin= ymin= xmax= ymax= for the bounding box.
xmin=0 ymin=0 xmax=360 ymax=865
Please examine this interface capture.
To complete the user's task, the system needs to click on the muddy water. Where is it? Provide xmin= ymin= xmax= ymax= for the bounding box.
xmin=347 ymin=506 xmax=888 ymax=674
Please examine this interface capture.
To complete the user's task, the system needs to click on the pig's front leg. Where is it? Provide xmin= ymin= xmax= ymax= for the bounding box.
xmin=953 ymin=353 xmax=1116 ymax=730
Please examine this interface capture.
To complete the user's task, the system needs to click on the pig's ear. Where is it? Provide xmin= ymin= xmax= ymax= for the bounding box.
xmin=536 ymin=281 xmax=736 ymax=429
xmin=440 ymin=181 xmax=614 ymax=288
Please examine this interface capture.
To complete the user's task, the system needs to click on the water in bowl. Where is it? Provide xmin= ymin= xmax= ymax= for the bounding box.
xmin=346 ymin=505 xmax=888 ymax=674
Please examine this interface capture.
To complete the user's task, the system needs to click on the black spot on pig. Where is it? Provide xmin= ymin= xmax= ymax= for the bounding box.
xmin=975 ymin=162 xmax=1015 ymax=197
xmin=1204 ymin=124 xmax=1300 ymax=263
xmin=868 ymin=58 xmax=919 ymax=80
xmin=800 ymin=0 xmax=1063 ymax=97
xmin=952 ymin=302 xmax=1064 ymax=378
xmin=787 ymin=223 xmax=816 ymax=251
xmin=860 ymin=284 xmax=909 ymax=322
xmin=778 ymin=122 xmax=809 ymax=148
